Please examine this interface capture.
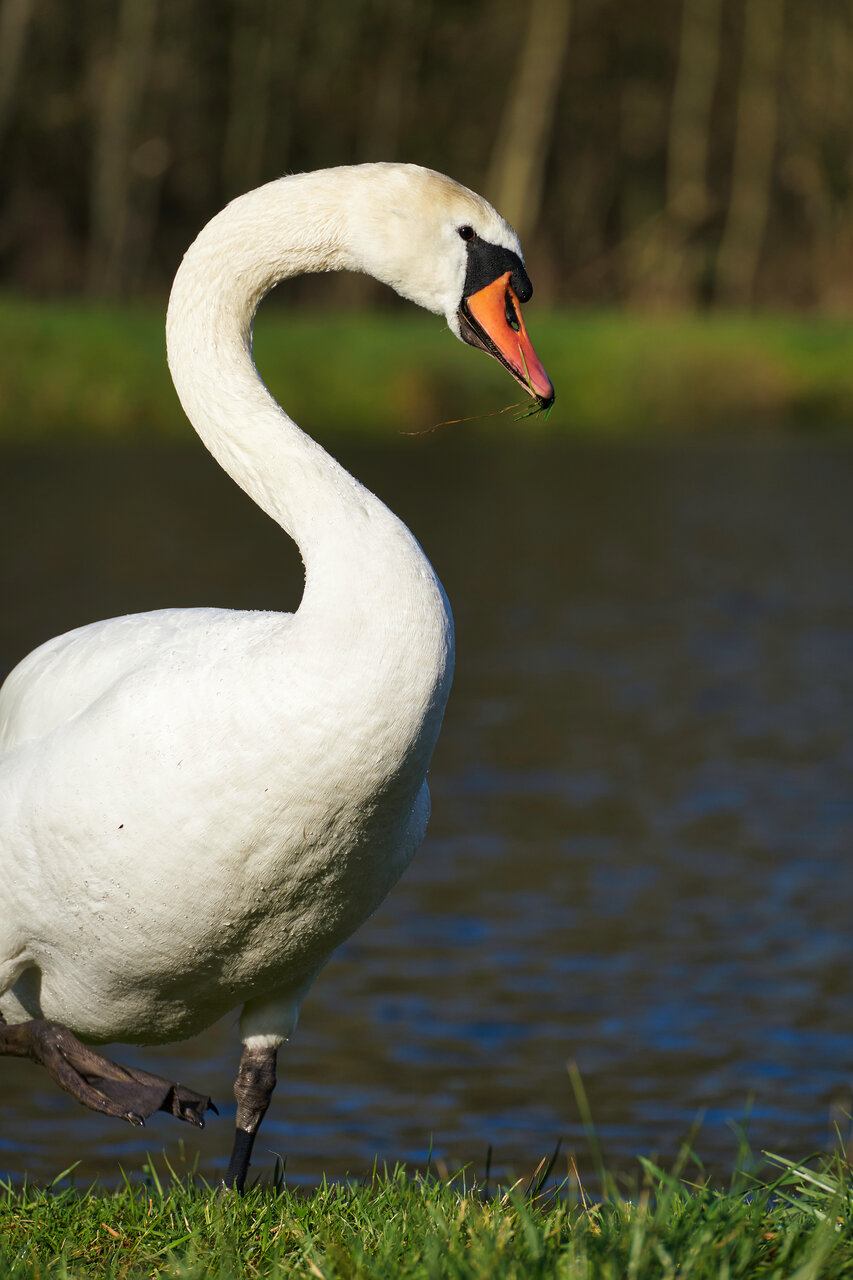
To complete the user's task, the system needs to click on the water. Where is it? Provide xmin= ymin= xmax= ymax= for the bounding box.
xmin=1 ymin=431 xmax=853 ymax=1187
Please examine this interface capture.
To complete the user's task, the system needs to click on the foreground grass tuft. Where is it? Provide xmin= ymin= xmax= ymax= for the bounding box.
xmin=2 ymin=1150 xmax=853 ymax=1278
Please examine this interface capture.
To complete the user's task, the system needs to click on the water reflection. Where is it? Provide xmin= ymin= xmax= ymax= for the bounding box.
xmin=1 ymin=433 xmax=852 ymax=1185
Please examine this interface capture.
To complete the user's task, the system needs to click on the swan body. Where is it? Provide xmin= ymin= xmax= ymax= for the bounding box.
xmin=0 ymin=164 xmax=552 ymax=1179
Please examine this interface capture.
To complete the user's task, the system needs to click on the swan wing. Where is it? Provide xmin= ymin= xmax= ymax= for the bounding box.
xmin=0 ymin=608 xmax=286 ymax=751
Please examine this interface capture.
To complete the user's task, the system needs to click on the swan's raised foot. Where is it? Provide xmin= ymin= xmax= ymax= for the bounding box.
xmin=0 ymin=1018 xmax=215 ymax=1127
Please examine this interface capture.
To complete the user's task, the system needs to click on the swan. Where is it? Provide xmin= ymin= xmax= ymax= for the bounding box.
xmin=0 ymin=163 xmax=553 ymax=1190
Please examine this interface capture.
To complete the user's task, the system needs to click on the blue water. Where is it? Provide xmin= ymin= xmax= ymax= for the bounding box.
xmin=1 ymin=434 xmax=852 ymax=1186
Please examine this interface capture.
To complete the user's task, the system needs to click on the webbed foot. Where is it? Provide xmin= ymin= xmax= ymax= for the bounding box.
xmin=0 ymin=1018 xmax=216 ymax=1127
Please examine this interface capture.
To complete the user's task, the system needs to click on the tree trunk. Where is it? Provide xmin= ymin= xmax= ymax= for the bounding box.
xmin=667 ymin=0 xmax=723 ymax=227
xmin=486 ymin=0 xmax=571 ymax=244
xmin=0 ymin=0 xmax=36 ymax=148
xmin=221 ymin=0 xmax=302 ymax=200
xmin=652 ymin=0 xmax=724 ymax=305
xmin=358 ymin=0 xmax=430 ymax=162
xmin=716 ymin=0 xmax=785 ymax=307
xmin=781 ymin=6 xmax=853 ymax=312
xmin=87 ymin=0 xmax=158 ymax=296
xmin=618 ymin=73 xmax=668 ymax=306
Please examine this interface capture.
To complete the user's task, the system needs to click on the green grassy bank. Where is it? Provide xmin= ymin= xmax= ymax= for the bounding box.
xmin=3 ymin=295 xmax=853 ymax=442
xmin=1 ymin=1152 xmax=851 ymax=1279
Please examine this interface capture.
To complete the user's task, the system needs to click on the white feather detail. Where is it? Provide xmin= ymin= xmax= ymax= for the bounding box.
xmin=0 ymin=164 xmax=516 ymax=1047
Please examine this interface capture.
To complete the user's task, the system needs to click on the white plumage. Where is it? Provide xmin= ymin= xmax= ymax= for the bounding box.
xmin=0 ymin=164 xmax=550 ymax=1182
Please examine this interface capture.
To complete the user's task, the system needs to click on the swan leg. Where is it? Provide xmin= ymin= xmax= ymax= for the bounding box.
xmin=0 ymin=1018 xmax=215 ymax=1127
xmin=222 ymin=1040 xmax=277 ymax=1192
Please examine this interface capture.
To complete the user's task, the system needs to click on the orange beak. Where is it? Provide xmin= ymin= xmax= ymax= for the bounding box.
xmin=459 ymin=271 xmax=554 ymax=405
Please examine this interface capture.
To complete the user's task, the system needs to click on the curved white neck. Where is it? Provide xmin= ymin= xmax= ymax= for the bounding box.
xmin=166 ymin=174 xmax=380 ymax=567
xmin=165 ymin=168 xmax=453 ymax=698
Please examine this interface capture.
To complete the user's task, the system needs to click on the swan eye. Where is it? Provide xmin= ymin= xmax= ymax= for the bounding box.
xmin=458 ymin=225 xmax=475 ymax=242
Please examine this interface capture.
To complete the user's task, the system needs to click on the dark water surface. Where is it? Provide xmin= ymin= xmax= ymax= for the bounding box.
xmin=2 ymin=432 xmax=853 ymax=1186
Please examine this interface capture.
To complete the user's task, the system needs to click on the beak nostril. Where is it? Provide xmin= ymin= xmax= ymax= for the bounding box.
xmin=505 ymin=292 xmax=520 ymax=333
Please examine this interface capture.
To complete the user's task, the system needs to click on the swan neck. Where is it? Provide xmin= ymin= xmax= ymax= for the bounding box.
xmin=164 ymin=172 xmax=452 ymax=672
xmin=165 ymin=177 xmax=366 ymax=548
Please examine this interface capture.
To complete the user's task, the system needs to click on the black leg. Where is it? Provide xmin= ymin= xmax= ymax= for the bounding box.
xmin=222 ymin=1042 xmax=278 ymax=1192
xmin=0 ymin=1018 xmax=214 ymax=1126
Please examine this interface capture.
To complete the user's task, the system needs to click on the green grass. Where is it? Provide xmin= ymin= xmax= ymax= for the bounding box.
xmin=3 ymin=294 xmax=853 ymax=443
xmin=1 ymin=1149 xmax=853 ymax=1278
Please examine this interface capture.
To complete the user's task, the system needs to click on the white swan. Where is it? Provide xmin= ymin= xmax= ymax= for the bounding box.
xmin=0 ymin=163 xmax=553 ymax=1189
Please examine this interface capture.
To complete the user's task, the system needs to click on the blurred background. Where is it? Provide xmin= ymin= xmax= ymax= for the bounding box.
xmin=2 ymin=0 xmax=853 ymax=1190
xmin=3 ymin=0 xmax=853 ymax=436
xmin=2 ymin=0 xmax=853 ymax=311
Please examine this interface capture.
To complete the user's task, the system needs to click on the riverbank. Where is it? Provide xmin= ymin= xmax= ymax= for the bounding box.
xmin=1 ymin=1151 xmax=850 ymax=1278
xmin=3 ymin=295 xmax=853 ymax=442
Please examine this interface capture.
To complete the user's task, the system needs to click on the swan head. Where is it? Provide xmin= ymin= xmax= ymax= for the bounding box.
xmin=347 ymin=164 xmax=554 ymax=407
